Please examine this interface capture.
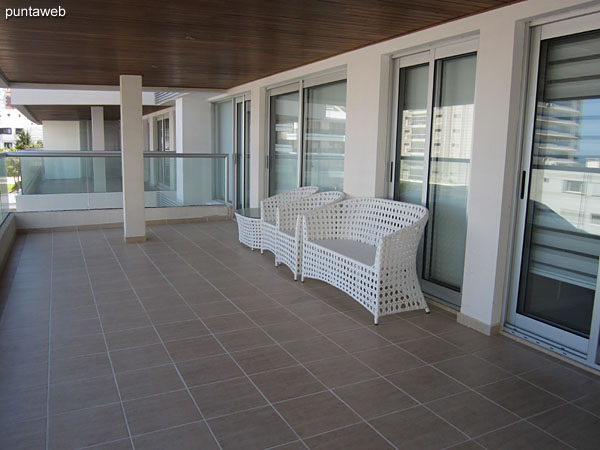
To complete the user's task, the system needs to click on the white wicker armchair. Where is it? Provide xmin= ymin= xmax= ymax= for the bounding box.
xmin=301 ymin=198 xmax=429 ymax=324
xmin=260 ymin=186 xmax=319 ymax=256
xmin=275 ymin=191 xmax=345 ymax=280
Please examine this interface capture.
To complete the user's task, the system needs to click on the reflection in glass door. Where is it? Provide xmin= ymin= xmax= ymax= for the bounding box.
xmin=302 ymin=81 xmax=347 ymax=191
xmin=393 ymin=49 xmax=477 ymax=307
xmin=269 ymin=91 xmax=299 ymax=195
xmin=509 ymin=27 xmax=600 ymax=366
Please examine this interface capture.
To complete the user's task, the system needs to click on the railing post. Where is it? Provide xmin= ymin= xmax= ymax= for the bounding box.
xmin=120 ymin=75 xmax=146 ymax=243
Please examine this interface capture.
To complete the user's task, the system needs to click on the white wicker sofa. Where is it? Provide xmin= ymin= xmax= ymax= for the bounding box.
xmin=275 ymin=191 xmax=346 ymax=280
xmin=301 ymin=198 xmax=429 ymax=324
xmin=260 ymin=186 xmax=319 ymax=256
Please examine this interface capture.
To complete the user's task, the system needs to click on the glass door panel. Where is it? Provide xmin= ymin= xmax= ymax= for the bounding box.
xmin=244 ymin=100 xmax=251 ymax=209
xmin=394 ymin=64 xmax=429 ymax=205
xmin=516 ymin=30 xmax=600 ymax=344
xmin=423 ymin=53 xmax=477 ymax=292
xmin=302 ymin=80 xmax=347 ymax=191
xmin=216 ymin=101 xmax=233 ymax=203
xmin=236 ymin=101 xmax=243 ymax=210
xmin=269 ymin=91 xmax=299 ymax=195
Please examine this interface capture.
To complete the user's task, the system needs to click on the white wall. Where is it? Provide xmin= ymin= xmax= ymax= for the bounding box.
xmin=41 ymin=121 xmax=80 ymax=150
xmin=211 ymin=0 xmax=599 ymax=333
xmin=175 ymin=93 xmax=214 ymax=205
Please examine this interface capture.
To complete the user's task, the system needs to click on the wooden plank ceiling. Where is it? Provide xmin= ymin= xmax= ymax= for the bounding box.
xmin=0 ymin=0 xmax=523 ymax=90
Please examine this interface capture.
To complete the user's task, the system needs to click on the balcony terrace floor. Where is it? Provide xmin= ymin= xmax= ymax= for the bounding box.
xmin=1 ymin=221 xmax=599 ymax=450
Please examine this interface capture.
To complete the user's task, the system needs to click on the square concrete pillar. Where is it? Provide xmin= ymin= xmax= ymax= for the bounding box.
xmin=120 ymin=75 xmax=146 ymax=242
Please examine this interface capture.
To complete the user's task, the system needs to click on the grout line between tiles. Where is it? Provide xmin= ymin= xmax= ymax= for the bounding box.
xmin=131 ymin=229 xmax=308 ymax=450
xmin=100 ymin=229 xmax=228 ymax=450
xmin=76 ymin=230 xmax=136 ymax=450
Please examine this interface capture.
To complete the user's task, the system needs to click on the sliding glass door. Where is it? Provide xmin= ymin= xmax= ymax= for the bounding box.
xmin=507 ymin=16 xmax=600 ymax=368
xmin=216 ymin=96 xmax=251 ymax=208
xmin=392 ymin=43 xmax=477 ymax=307
xmin=268 ymin=75 xmax=347 ymax=195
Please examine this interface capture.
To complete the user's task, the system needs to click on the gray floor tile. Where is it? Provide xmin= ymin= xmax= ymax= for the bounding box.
xmin=164 ymin=335 xmax=224 ymax=362
xmin=370 ymin=405 xmax=466 ymax=449
xmin=0 ymin=384 xmax=47 ymax=425
xmin=105 ymin=326 xmax=160 ymax=351
xmin=434 ymin=354 xmax=512 ymax=388
xmin=251 ymin=365 xmax=325 ymax=403
xmin=132 ymin=421 xmax=218 ymax=450
xmin=353 ymin=345 xmax=424 ymax=375
xmin=262 ymin=319 xmax=322 ymax=343
xmin=216 ymin=327 xmax=275 ymax=353
xmin=304 ymin=354 xmax=378 ymax=388
xmin=476 ymin=377 xmax=565 ymax=418
xmin=334 ymin=377 xmax=416 ymax=419
xmin=231 ymin=345 xmax=297 ymax=375
xmin=0 ymin=418 xmax=46 ymax=450
xmin=208 ymin=406 xmax=297 ymax=450
xmin=281 ymin=335 xmax=347 ymax=363
xmin=386 ymin=365 xmax=467 ymax=403
xmin=275 ymin=391 xmax=360 ymax=438
xmin=49 ymin=375 xmax=119 ymax=414
xmin=50 ymin=353 xmax=112 ymax=384
xmin=520 ymin=363 xmax=600 ymax=401
xmin=190 ymin=377 xmax=267 ymax=418
xmin=476 ymin=421 xmax=570 ymax=450
xmin=203 ymin=313 xmax=257 ymax=334
xmin=123 ymin=390 xmax=202 ymax=436
xmin=427 ymin=391 xmax=519 ymax=438
xmin=303 ymin=423 xmax=392 ymax=450
xmin=528 ymin=404 xmax=600 ymax=450
xmin=48 ymin=403 xmax=128 ymax=450
xmin=110 ymin=343 xmax=171 ymax=373
xmin=115 ymin=364 xmax=184 ymax=401
xmin=177 ymin=354 xmax=244 ymax=386
xmin=399 ymin=336 xmax=466 ymax=363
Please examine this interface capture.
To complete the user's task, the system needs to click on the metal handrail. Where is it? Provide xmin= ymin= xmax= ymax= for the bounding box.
xmin=9 ymin=150 xmax=228 ymax=159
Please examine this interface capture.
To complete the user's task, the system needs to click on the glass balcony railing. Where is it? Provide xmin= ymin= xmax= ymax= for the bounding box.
xmin=6 ymin=151 xmax=229 ymax=212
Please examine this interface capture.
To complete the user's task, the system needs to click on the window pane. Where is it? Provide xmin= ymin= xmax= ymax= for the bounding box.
xmin=302 ymin=80 xmax=346 ymax=191
xmin=395 ymin=64 xmax=429 ymax=205
xmin=517 ymin=30 xmax=600 ymax=337
xmin=269 ymin=92 xmax=299 ymax=195
xmin=423 ymin=53 xmax=477 ymax=291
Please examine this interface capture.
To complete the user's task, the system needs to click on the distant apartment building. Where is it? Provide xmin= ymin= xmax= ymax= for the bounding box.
xmin=0 ymin=89 xmax=43 ymax=148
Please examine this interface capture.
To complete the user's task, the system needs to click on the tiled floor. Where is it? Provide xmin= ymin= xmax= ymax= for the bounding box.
xmin=1 ymin=220 xmax=599 ymax=450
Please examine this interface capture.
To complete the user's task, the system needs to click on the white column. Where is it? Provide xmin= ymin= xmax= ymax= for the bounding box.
xmin=175 ymin=94 xmax=213 ymax=205
xmin=249 ymin=86 xmax=267 ymax=208
xmin=343 ymin=52 xmax=390 ymax=198
xmin=120 ymin=75 xmax=146 ymax=242
xmin=458 ymin=18 xmax=526 ymax=335
xmin=91 ymin=106 xmax=106 ymax=192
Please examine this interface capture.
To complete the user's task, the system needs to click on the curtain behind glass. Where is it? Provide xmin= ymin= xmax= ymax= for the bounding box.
xmin=517 ymin=30 xmax=600 ymax=336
